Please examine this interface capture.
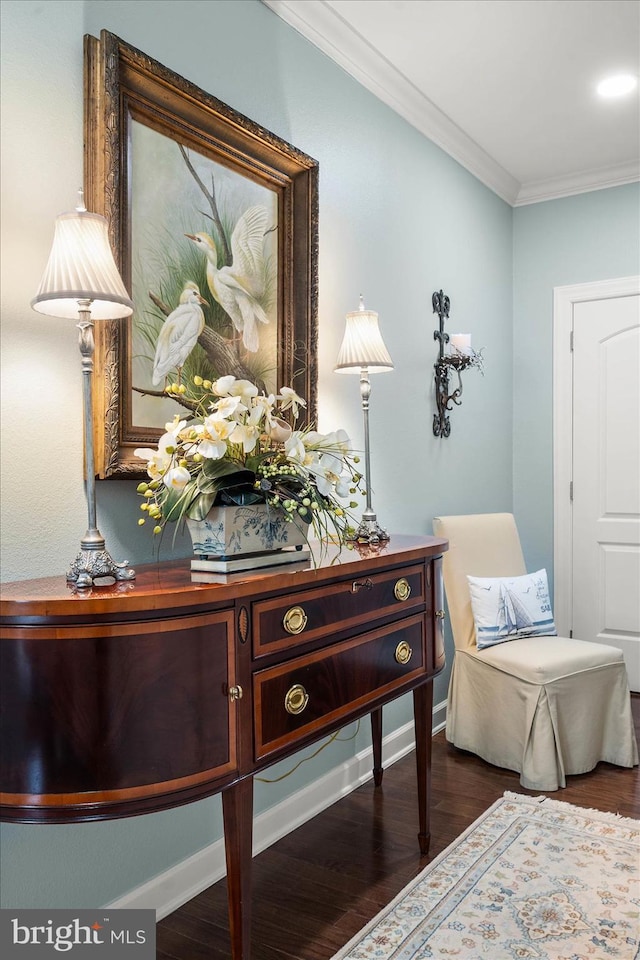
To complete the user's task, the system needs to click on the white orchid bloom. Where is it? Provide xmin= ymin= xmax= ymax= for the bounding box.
xmin=197 ymin=437 xmax=228 ymax=459
xmin=213 ymin=394 xmax=243 ymax=420
xmin=301 ymin=431 xmax=352 ymax=493
xmin=134 ymin=419 xmax=187 ymax=480
xmin=300 ymin=431 xmax=323 ymax=455
xmin=134 ymin=445 xmax=161 ymax=463
xmin=230 ymin=379 xmax=259 ymax=407
xmin=332 ymin=428 xmax=352 ymax=455
xmin=313 ymin=451 xmax=351 ymax=498
xmin=252 ymin=393 xmax=277 ymax=428
xmin=302 ymin=431 xmax=353 ymax=498
xmin=279 ymin=386 xmax=306 ymax=418
xmin=162 ymin=465 xmax=191 ymax=491
xmin=284 ymin=431 xmax=308 ymax=464
xmin=246 ymin=402 xmax=267 ymax=427
xmin=305 ymin=429 xmax=352 ymax=456
xmin=134 ymin=447 xmax=170 ymax=481
xmin=212 ymin=375 xmax=236 ymax=396
xmin=165 ymin=416 xmax=187 ymax=435
xmin=198 ymin=415 xmax=234 ymax=459
xmin=229 ymin=421 xmax=260 ymax=453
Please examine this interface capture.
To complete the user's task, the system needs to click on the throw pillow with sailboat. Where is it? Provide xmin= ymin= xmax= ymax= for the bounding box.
xmin=467 ymin=570 xmax=557 ymax=649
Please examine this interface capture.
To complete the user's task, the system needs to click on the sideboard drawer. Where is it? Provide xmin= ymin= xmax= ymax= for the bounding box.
xmin=252 ymin=564 xmax=426 ymax=659
xmin=253 ymin=614 xmax=425 ymax=759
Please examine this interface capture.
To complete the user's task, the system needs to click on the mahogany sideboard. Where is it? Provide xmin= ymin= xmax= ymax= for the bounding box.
xmin=0 ymin=534 xmax=447 ymax=959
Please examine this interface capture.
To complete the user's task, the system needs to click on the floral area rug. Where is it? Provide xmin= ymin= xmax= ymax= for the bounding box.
xmin=331 ymin=792 xmax=639 ymax=960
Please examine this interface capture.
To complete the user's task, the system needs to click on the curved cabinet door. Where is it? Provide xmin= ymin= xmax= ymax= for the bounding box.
xmin=0 ymin=610 xmax=237 ymax=821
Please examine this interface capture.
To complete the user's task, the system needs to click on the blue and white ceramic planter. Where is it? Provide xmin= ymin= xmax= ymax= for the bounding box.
xmin=186 ymin=504 xmax=307 ymax=559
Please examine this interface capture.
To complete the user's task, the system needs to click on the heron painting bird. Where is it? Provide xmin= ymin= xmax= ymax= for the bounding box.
xmin=152 ymin=282 xmax=208 ymax=387
xmin=186 ymin=204 xmax=270 ymax=353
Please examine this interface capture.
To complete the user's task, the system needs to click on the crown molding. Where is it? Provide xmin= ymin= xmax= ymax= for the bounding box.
xmin=263 ymin=1 xmax=640 ymax=208
xmin=262 ymin=0 xmax=520 ymax=205
xmin=514 ymin=160 xmax=640 ymax=206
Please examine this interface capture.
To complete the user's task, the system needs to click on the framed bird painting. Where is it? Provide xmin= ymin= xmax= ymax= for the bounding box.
xmin=84 ymin=30 xmax=318 ymax=478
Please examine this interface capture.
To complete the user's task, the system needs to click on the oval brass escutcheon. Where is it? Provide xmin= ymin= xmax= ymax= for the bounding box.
xmin=395 ymin=640 xmax=413 ymax=665
xmin=394 ymin=578 xmax=411 ymax=601
xmin=284 ymin=683 xmax=309 ymax=715
xmin=283 ymin=605 xmax=308 ymax=635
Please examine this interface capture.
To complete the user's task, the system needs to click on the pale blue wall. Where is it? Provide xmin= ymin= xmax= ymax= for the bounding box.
xmin=513 ymin=183 xmax=640 ymax=576
xmin=0 ymin=0 xmax=512 ymax=910
xmin=4 ymin=0 xmax=634 ymax=915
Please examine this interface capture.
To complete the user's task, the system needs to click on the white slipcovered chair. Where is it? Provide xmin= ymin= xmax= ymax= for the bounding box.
xmin=432 ymin=512 xmax=638 ymax=791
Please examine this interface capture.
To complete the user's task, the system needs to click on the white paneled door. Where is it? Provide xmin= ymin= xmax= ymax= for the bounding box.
xmin=565 ymin=286 xmax=640 ymax=691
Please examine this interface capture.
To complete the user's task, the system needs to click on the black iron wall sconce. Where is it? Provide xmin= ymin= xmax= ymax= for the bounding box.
xmin=432 ymin=289 xmax=483 ymax=438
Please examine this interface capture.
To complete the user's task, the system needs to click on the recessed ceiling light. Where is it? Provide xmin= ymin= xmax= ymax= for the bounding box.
xmin=597 ymin=74 xmax=638 ymax=98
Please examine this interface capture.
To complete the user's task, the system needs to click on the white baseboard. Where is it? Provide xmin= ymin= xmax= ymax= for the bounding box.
xmin=109 ymin=699 xmax=447 ymax=919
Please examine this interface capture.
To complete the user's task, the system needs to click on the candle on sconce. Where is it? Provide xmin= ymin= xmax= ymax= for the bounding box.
xmin=449 ymin=333 xmax=472 ymax=355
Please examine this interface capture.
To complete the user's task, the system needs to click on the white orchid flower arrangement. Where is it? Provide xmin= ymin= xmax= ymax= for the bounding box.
xmin=135 ymin=375 xmax=365 ymax=544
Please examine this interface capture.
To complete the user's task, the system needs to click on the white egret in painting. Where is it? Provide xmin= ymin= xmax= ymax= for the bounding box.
xmin=186 ymin=204 xmax=270 ymax=353
xmin=152 ymin=282 xmax=208 ymax=387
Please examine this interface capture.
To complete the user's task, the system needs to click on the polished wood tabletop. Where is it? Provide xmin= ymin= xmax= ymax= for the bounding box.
xmin=0 ymin=535 xmax=448 ymax=620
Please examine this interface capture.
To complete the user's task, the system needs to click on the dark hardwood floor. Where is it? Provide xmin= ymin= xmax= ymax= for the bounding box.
xmin=157 ymin=694 xmax=639 ymax=960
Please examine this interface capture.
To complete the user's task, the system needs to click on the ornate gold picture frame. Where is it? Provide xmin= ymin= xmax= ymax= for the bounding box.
xmin=84 ymin=30 xmax=318 ymax=478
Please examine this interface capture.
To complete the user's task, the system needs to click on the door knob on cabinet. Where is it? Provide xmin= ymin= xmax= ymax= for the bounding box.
xmin=228 ymin=685 xmax=243 ymax=701
xmin=283 ymin=606 xmax=308 ymax=635
xmin=284 ymin=683 xmax=309 ymax=715
xmin=394 ymin=578 xmax=411 ymax=601
xmin=435 ymin=609 xmax=445 ymax=620
xmin=394 ymin=640 xmax=413 ymax=664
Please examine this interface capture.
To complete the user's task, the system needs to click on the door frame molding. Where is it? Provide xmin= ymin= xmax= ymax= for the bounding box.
xmin=553 ymin=275 xmax=640 ymax=636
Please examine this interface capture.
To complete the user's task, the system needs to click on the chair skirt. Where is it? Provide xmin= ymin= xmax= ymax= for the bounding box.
xmin=447 ymin=639 xmax=638 ymax=791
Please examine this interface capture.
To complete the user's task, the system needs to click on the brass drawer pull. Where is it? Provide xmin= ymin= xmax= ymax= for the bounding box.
xmin=435 ymin=609 xmax=445 ymax=620
xmin=284 ymin=683 xmax=309 ymax=715
xmin=228 ymin=685 xmax=243 ymax=701
xmin=283 ymin=606 xmax=308 ymax=635
xmin=394 ymin=578 xmax=411 ymax=601
xmin=395 ymin=640 xmax=413 ymax=665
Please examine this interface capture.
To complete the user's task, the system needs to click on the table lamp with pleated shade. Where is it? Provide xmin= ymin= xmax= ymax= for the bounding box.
xmin=335 ymin=296 xmax=393 ymax=542
xmin=31 ymin=192 xmax=136 ymax=586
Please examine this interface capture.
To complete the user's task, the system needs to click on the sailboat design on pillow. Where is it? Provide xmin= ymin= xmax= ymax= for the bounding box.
xmin=497 ymin=582 xmax=534 ymax=635
xmin=467 ymin=569 xmax=558 ymax=649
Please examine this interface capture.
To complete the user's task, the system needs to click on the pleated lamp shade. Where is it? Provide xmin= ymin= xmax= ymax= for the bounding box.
xmin=334 ymin=297 xmax=393 ymax=374
xmin=31 ymin=208 xmax=133 ymax=320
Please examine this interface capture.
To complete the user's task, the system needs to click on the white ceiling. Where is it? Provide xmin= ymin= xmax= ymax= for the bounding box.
xmin=263 ymin=0 xmax=640 ymax=205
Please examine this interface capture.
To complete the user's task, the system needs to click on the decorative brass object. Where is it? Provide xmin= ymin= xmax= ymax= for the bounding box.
xmin=435 ymin=609 xmax=445 ymax=620
xmin=238 ymin=606 xmax=249 ymax=644
xmin=395 ymin=640 xmax=413 ymax=665
xmin=283 ymin=605 xmax=308 ymax=635
xmin=394 ymin=578 xmax=411 ymax=601
xmin=352 ymin=578 xmax=373 ymax=592
xmin=228 ymin=685 xmax=243 ymax=701
xmin=284 ymin=683 xmax=309 ymax=715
